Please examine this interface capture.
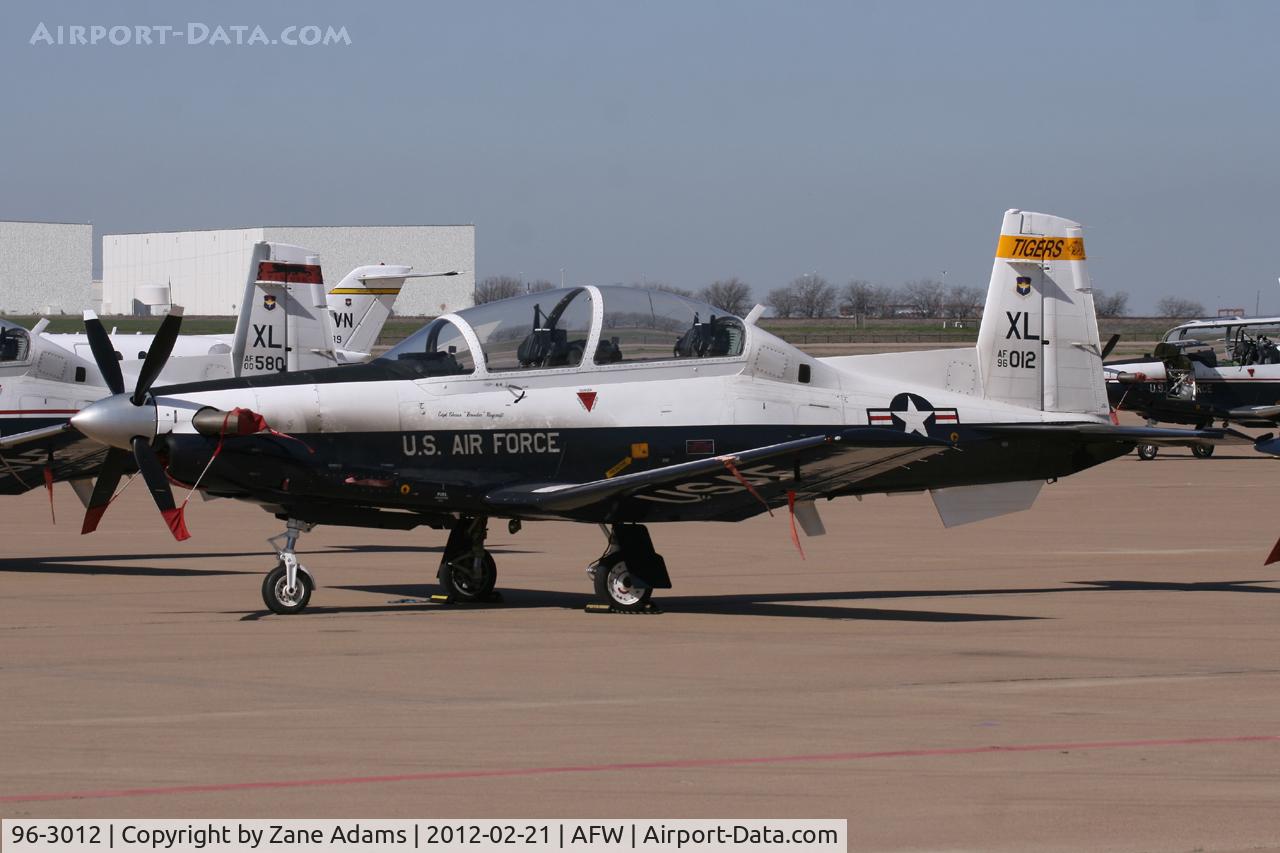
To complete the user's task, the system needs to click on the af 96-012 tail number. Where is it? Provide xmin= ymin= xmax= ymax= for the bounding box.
xmin=996 ymin=349 xmax=1036 ymax=369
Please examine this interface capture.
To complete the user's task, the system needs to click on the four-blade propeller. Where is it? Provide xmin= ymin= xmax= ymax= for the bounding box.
xmin=75 ymin=308 xmax=190 ymax=540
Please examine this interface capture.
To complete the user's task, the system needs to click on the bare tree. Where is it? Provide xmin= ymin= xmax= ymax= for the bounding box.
xmin=529 ymin=279 xmax=556 ymax=293
xmin=766 ymin=287 xmax=799 ymax=318
xmin=789 ymin=275 xmax=836 ymax=318
xmin=867 ymin=284 xmax=899 ymax=318
xmin=636 ymin=281 xmax=694 ymax=298
xmin=901 ymin=279 xmax=947 ymax=318
xmin=839 ymin=280 xmax=877 ymax=317
xmin=1156 ymin=296 xmax=1205 ymax=318
xmin=475 ymin=275 xmax=524 ymax=304
xmin=945 ymin=285 xmax=985 ymax=319
xmin=699 ymin=278 xmax=753 ymax=316
xmin=1094 ymin=290 xmax=1129 ymax=318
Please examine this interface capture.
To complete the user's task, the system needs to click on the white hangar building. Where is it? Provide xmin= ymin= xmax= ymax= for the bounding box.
xmin=0 ymin=221 xmax=93 ymax=314
xmin=102 ymin=225 xmax=475 ymax=316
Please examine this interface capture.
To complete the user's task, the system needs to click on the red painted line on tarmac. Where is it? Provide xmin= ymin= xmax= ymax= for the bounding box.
xmin=3 ymin=734 xmax=1278 ymax=804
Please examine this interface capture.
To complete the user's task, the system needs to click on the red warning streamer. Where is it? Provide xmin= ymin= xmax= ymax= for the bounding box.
xmin=786 ymin=490 xmax=805 ymax=560
xmin=43 ymin=466 xmax=55 ymax=524
xmin=720 ymin=456 xmax=772 ymax=516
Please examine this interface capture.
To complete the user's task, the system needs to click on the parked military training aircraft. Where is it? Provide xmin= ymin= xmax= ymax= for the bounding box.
xmin=63 ymin=210 xmax=1249 ymax=613
xmin=1105 ymin=315 xmax=1280 ymax=458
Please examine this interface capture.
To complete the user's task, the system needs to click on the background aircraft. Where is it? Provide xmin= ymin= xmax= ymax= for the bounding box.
xmin=1105 ymin=315 xmax=1280 ymax=459
xmin=65 ymin=210 xmax=1246 ymax=614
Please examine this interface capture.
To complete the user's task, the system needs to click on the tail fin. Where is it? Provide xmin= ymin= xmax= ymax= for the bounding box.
xmin=326 ymin=265 xmax=418 ymax=360
xmin=975 ymin=209 xmax=1107 ymax=415
xmin=230 ymin=242 xmax=337 ymax=377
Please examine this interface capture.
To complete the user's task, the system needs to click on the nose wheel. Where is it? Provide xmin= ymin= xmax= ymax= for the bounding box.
xmin=261 ymin=518 xmax=315 ymax=614
xmin=262 ymin=562 xmax=313 ymax=614
xmin=1136 ymin=443 xmax=1159 ymax=461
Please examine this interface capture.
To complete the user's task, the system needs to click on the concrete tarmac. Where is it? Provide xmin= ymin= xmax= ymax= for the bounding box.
xmin=3 ymin=448 xmax=1280 ymax=851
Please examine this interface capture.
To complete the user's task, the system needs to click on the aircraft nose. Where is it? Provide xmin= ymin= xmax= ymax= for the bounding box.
xmin=71 ymin=394 xmax=157 ymax=450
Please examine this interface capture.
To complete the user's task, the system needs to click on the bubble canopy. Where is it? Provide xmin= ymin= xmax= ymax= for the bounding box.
xmin=380 ymin=285 xmax=746 ymax=375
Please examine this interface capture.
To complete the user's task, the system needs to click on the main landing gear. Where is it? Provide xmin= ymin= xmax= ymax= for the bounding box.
xmin=255 ymin=515 xmax=672 ymax=616
xmin=262 ymin=518 xmax=316 ymax=614
xmin=586 ymin=524 xmax=670 ymax=613
xmin=436 ymin=515 xmax=501 ymax=603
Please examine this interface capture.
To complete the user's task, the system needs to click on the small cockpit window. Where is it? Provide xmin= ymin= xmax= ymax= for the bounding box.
xmin=0 ymin=327 xmax=30 ymax=363
xmin=597 ymin=286 xmax=745 ymax=364
xmin=378 ymin=317 xmax=475 ymax=376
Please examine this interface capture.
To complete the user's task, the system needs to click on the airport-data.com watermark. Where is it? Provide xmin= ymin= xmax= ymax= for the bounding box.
xmin=29 ymin=22 xmax=351 ymax=47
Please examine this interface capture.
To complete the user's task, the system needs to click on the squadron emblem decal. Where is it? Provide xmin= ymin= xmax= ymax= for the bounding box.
xmin=867 ymin=392 xmax=959 ymax=437
xmin=263 ymin=293 xmax=278 ymax=311
xmin=1015 ymin=276 xmax=1032 ymax=297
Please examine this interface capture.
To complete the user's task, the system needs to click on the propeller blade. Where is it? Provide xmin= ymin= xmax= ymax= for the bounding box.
xmin=1100 ymin=333 xmax=1121 ymax=360
xmin=83 ymin=311 xmax=125 ymax=395
xmin=81 ymin=446 xmax=131 ymax=534
xmin=131 ymin=436 xmax=190 ymax=541
xmin=131 ymin=306 xmax=184 ymax=405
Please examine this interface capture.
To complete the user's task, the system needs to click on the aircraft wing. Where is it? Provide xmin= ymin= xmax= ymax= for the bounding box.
xmin=485 ymin=429 xmax=951 ymax=514
xmin=978 ymin=423 xmax=1255 ymax=447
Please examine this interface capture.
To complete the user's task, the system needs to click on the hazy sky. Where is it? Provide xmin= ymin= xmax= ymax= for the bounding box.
xmin=3 ymin=0 xmax=1278 ymax=313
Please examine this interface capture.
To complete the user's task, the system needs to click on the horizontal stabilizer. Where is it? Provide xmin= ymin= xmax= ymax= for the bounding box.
xmin=980 ymin=423 xmax=1254 ymax=447
xmin=1228 ymin=405 xmax=1280 ymax=422
xmin=931 ymin=480 xmax=1043 ymax=528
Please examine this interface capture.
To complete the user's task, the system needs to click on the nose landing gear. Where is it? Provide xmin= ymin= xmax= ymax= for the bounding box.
xmin=262 ymin=518 xmax=316 ymax=614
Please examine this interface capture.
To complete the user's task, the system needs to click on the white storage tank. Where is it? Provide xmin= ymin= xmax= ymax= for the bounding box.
xmin=135 ymin=283 xmax=170 ymax=316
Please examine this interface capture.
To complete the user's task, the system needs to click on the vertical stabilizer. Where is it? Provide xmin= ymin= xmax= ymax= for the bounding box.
xmin=231 ymin=243 xmax=337 ymax=377
xmin=975 ymin=209 xmax=1107 ymax=415
xmin=326 ymin=265 xmax=423 ymax=360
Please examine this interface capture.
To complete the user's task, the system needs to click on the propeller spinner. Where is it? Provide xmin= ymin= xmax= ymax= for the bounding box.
xmin=72 ymin=308 xmax=190 ymax=540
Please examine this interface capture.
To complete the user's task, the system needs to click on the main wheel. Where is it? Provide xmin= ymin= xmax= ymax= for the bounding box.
xmin=1192 ymin=443 xmax=1215 ymax=459
xmin=1136 ymin=444 xmax=1159 ymax=461
xmin=262 ymin=563 xmax=313 ymax=614
xmin=592 ymin=552 xmax=653 ymax=611
xmin=438 ymin=549 xmax=497 ymax=601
